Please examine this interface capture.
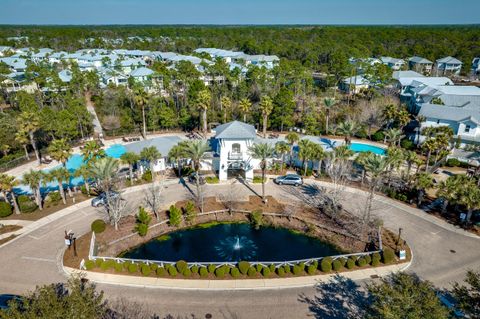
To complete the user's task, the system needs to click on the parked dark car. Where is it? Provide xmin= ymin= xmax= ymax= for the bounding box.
xmin=0 ymin=294 xmax=22 ymax=310
xmin=274 ymin=174 xmax=303 ymax=186
xmin=188 ymin=173 xmax=206 ymax=185
xmin=91 ymin=191 xmax=120 ymax=207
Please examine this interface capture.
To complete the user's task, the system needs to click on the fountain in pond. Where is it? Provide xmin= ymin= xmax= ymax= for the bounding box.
xmin=214 ymin=235 xmax=258 ymax=261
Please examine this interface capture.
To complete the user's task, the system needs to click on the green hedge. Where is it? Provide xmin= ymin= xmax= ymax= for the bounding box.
xmin=346 ymin=258 xmax=355 ymax=269
xmin=0 ymin=201 xmax=13 ymax=217
xmin=231 ymin=267 xmax=240 ymax=278
xmin=17 ymin=195 xmax=37 ymax=213
xmin=382 ymin=248 xmax=396 ymax=264
xmin=91 ymin=219 xmax=106 ymax=234
xmin=205 ymin=176 xmax=219 ymax=184
xmin=247 ymin=267 xmax=257 ymax=277
xmin=199 ymin=267 xmax=208 ymax=277
xmin=238 ymin=261 xmax=250 ymax=275
xmin=141 ymin=264 xmax=151 ymax=276
xmin=176 ymin=260 xmax=188 ymax=273
xmin=320 ymin=259 xmax=332 ymax=273
xmin=190 ymin=265 xmax=199 ymax=274
xmin=168 ymin=266 xmax=178 ymax=277
xmin=357 ymin=257 xmax=367 ymax=267
xmin=332 ymin=260 xmax=343 ymax=271
xmin=307 ymin=264 xmax=317 ymax=275
xmin=208 ymin=264 xmax=216 ymax=274
xmin=128 ymin=263 xmax=138 ymax=273
xmin=85 ymin=260 xmax=95 ymax=270
xmin=182 ymin=268 xmax=192 ymax=277
xmin=156 ymin=267 xmax=166 ymax=276
xmin=277 ymin=267 xmax=285 ymax=277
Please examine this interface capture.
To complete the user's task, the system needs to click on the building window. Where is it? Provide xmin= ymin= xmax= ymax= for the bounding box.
xmin=465 ymin=125 xmax=471 ymax=133
xmin=232 ymin=143 xmax=241 ymax=153
xmin=436 ymin=120 xmax=440 ymax=124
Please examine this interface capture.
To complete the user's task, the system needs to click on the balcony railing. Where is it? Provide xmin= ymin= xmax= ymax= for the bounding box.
xmin=228 ymin=152 xmax=243 ymax=160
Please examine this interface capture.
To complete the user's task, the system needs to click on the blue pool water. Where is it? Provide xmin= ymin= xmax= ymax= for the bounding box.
xmin=15 ymin=144 xmax=126 ymax=194
xmin=349 ymin=143 xmax=386 ymax=155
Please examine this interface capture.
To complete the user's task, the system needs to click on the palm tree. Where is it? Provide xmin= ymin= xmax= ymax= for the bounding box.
xmin=336 ymin=120 xmax=358 ymax=145
xmin=275 ymin=142 xmax=290 ymax=174
xmin=46 ymin=168 xmax=70 ymax=205
xmin=133 ymin=86 xmax=149 ymax=139
xmin=311 ymin=143 xmax=326 ymax=175
xmin=248 ymin=142 xmax=275 ymax=203
xmin=22 ymin=169 xmax=44 ymax=210
xmin=362 ymin=153 xmax=389 ymax=228
xmin=15 ymin=130 xmax=30 ymax=160
xmin=120 ymin=152 xmax=140 ymax=184
xmin=74 ymin=164 xmax=93 ymax=196
xmin=140 ymin=146 xmax=161 ymax=177
xmin=17 ymin=111 xmax=41 ymax=164
xmin=403 ymin=150 xmax=418 ymax=182
xmin=168 ymin=144 xmax=187 ymax=178
xmin=0 ymin=174 xmax=20 ymax=214
xmin=384 ymin=128 xmax=404 ymax=146
xmin=48 ymin=139 xmax=72 ymax=167
xmin=239 ymin=98 xmax=252 ymax=122
xmin=183 ymin=140 xmax=210 ymax=212
xmin=81 ymin=140 xmax=105 ymax=165
xmin=285 ymin=132 xmax=300 ymax=166
xmin=259 ymin=96 xmax=274 ymax=138
xmin=196 ymin=89 xmax=212 ymax=135
xmin=298 ymin=139 xmax=315 ymax=176
xmin=88 ymin=157 xmax=119 ymax=193
xmin=436 ymin=175 xmax=464 ymax=214
xmin=221 ymin=96 xmax=232 ymax=123
xmin=414 ymin=172 xmax=434 ymax=206
xmin=386 ymin=147 xmax=404 ymax=186
xmin=323 ymin=98 xmax=335 ymax=135
xmin=460 ymin=186 xmax=480 ymax=223
xmin=333 ymin=145 xmax=354 ymax=160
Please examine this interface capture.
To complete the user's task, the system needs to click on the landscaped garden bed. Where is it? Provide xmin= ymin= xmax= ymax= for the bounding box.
xmin=64 ymin=195 xmax=411 ymax=280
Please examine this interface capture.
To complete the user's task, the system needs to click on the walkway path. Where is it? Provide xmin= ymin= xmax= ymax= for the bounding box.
xmin=0 ymin=179 xmax=479 ymax=318
xmin=85 ymin=92 xmax=104 ymax=139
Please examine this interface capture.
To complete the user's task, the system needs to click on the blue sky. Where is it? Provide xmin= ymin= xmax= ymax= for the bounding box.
xmin=0 ymin=0 xmax=479 ymax=25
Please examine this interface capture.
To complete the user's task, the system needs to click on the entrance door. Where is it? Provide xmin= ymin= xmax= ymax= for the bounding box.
xmin=227 ymin=161 xmax=245 ymax=179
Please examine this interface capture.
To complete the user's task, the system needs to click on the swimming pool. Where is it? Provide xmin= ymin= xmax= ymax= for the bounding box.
xmin=349 ymin=143 xmax=386 ymax=155
xmin=15 ymin=144 xmax=126 ymax=194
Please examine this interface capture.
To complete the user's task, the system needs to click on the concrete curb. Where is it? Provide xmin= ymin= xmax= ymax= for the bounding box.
xmin=63 ymin=260 xmax=412 ymax=291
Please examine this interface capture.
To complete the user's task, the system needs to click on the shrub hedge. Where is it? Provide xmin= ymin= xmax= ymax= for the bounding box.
xmin=238 ymin=261 xmax=250 ymax=275
xmin=231 ymin=267 xmax=240 ymax=278
xmin=156 ymin=267 xmax=166 ymax=276
xmin=18 ymin=195 xmax=37 ymax=213
xmin=215 ymin=266 xmax=226 ymax=278
xmin=176 ymin=260 xmax=188 ymax=273
xmin=332 ymin=260 xmax=343 ymax=271
xmin=247 ymin=267 xmax=257 ymax=277
xmin=320 ymin=259 xmax=332 ymax=273
xmin=382 ymin=248 xmax=396 ymax=264
xmin=262 ymin=267 xmax=271 ymax=277
xmin=168 ymin=266 xmax=178 ymax=277
xmin=128 ymin=263 xmax=138 ymax=273
xmin=199 ymin=267 xmax=208 ymax=277
xmin=114 ymin=262 xmax=123 ymax=272
xmin=346 ymin=258 xmax=355 ymax=269
xmin=141 ymin=264 xmax=151 ymax=276
xmin=182 ymin=268 xmax=192 ymax=277
xmin=357 ymin=257 xmax=367 ymax=267
xmin=277 ymin=267 xmax=285 ymax=277
xmin=307 ymin=264 xmax=317 ymax=275
xmin=85 ymin=260 xmax=95 ymax=270
xmin=0 ymin=201 xmax=13 ymax=217
xmin=191 ymin=265 xmax=199 ymax=274
xmin=208 ymin=264 xmax=216 ymax=274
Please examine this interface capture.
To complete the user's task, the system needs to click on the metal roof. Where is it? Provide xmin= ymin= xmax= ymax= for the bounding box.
xmin=214 ymin=121 xmax=257 ymax=139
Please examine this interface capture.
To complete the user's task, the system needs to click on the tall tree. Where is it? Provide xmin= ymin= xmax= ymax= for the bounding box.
xmin=238 ymin=98 xmax=252 ymax=123
xmin=120 ymin=152 xmax=140 ymax=184
xmin=452 ymin=268 xmax=480 ymax=318
xmin=285 ymin=132 xmax=300 ymax=166
xmin=196 ymin=89 xmax=212 ymax=135
xmin=81 ymin=140 xmax=105 ymax=165
xmin=133 ymin=86 xmax=149 ymax=139
xmin=17 ymin=111 xmax=41 ymax=164
xmin=275 ymin=141 xmax=290 ymax=173
xmin=22 ymin=170 xmax=44 ymax=210
xmin=46 ymin=168 xmax=70 ymax=205
xmin=259 ymin=96 xmax=274 ymax=138
xmin=88 ymin=157 xmax=119 ymax=193
xmin=336 ymin=120 xmax=358 ymax=145
xmin=140 ymin=146 xmax=161 ymax=176
xmin=248 ymin=142 xmax=275 ymax=203
xmin=323 ymin=98 xmax=335 ymax=135
xmin=0 ymin=174 xmax=20 ymax=214
xmin=182 ymin=140 xmax=210 ymax=212
xmin=48 ymin=139 xmax=72 ymax=168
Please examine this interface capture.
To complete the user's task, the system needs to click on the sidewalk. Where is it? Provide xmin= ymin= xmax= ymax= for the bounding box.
xmin=64 ymin=261 xmax=411 ymax=290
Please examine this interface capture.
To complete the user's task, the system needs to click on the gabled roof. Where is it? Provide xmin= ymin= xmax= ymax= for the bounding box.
xmin=58 ymin=70 xmax=72 ymax=83
xmin=342 ymin=75 xmax=369 ymax=86
xmin=214 ymin=121 xmax=256 ymax=139
xmin=419 ymin=103 xmax=480 ymax=125
xmin=408 ymin=56 xmax=433 ymax=64
xmin=380 ymin=56 xmax=405 ymax=64
xmin=436 ymin=56 xmax=462 ymax=64
xmin=130 ymin=67 xmax=154 ymax=77
xmin=393 ymin=70 xmax=424 ymax=80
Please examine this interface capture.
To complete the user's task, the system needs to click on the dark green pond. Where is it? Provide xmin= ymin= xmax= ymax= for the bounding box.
xmin=122 ymin=223 xmax=341 ymax=262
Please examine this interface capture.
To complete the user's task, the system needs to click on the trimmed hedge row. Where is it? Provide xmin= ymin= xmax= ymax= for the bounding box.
xmin=84 ymin=249 xmax=398 ymax=278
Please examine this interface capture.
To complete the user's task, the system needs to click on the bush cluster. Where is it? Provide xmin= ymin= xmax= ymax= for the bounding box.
xmin=0 ymin=201 xmax=13 ymax=217
xmin=382 ymin=248 xmax=396 ymax=264
xmin=142 ymin=171 xmax=152 ymax=182
xmin=205 ymin=176 xmax=219 ymax=184
xmin=320 ymin=257 xmax=333 ymax=273
xmin=168 ymin=205 xmax=182 ymax=227
xmin=46 ymin=191 xmax=62 ymax=205
xmin=371 ymin=131 xmax=385 ymax=142
xmin=90 ymin=219 xmax=106 ymax=234
xmin=18 ymin=195 xmax=37 ymax=213
xmin=252 ymin=176 xmax=266 ymax=183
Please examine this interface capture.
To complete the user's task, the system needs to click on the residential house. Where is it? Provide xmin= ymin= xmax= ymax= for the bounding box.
xmin=472 ymin=57 xmax=480 ymax=77
xmin=435 ymin=56 xmax=462 ymax=76
xmin=0 ymin=46 xmax=12 ymax=57
xmin=408 ymin=56 xmax=433 ymax=75
xmin=399 ymin=77 xmax=454 ymax=112
xmin=380 ymin=57 xmax=406 ymax=70
xmin=99 ymin=67 xmax=128 ymax=87
xmin=338 ymin=75 xmax=369 ymax=94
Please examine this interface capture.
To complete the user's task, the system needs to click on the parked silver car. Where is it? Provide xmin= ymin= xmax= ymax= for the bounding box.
xmin=91 ymin=191 xmax=120 ymax=207
xmin=274 ymin=174 xmax=303 ymax=186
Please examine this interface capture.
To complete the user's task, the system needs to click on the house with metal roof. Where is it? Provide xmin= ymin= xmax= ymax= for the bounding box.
xmin=435 ymin=56 xmax=463 ymax=76
xmin=472 ymin=57 xmax=480 ymax=77
xmin=338 ymin=75 xmax=370 ymax=94
xmin=380 ymin=57 xmax=406 ymax=70
xmin=408 ymin=56 xmax=433 ymax=75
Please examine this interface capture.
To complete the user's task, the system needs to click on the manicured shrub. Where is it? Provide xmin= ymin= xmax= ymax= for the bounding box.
xmin=307 ymin=264 xmax=317 ymax=275
xmin=84 ymin=260 xmax=95 ymax=270
xmin=346 ymin=258 xmax=355 ymax=269
xmin=312 ymin=260 xmax=319 ymax=269
xmin=182 ymin=268 xmax=192 ymax=277
xmin=184 ymin=201 xmax=197 ymax=224
xmin=320 ymin=259 xmax=332 ymax=273
xmin=256 ymin=264 xmax=263 ymax=272
xmin=176 ymin=260 xmax=188 ymax=273
xmin=47 ymin=191 xmax=62 ymax=204
xmin=247 ymin=267 xmax=257 ymax=277
xmin=364 ymin=254 xmax=372 ymax=264
xmin=205 ymin=176 xmax=219 ymax=184
xmin=168 ymin=266 xmax=178 ymax=277
xmin=284 ymin=265 xmax=291 ymax=273
xmin=332 ymin=260 xmax=343 ymax=271
xmin=298 ymin=262 xmax=305 ymax=271
xmin=224 ymin=266 xmax=231 ymax=276
xmin=262 ymin=267 xmax=271 ymax=277
xmin=91 ymin=219 xmax=106 ymax=234
xmin=269 ymin=264 xmax=276 ymax=272
xmin=95 ymin=259 xmax=103 ymax=267
xmin=190 ymin=265 xmax=199 ymax=274
xmin=238 ymin=261 xmax=250 ymax=275
xmin=357 ymin=258 xmax=367 ymax=267
xmin=199 ymin=267 xmax=208 ymax=277
xmin=168 ymin=205 xmax=182 ymax=227
xmin=156 ymin=267 xmax=166 ymax=276
xmin=277 ymin=267 xmax=285 ymax=277
xmin=372 ymin=131 xmax=385 ymax=142
xmin=446 ymin=158 xmax=461 ymax=167
xmin=252 ymin=176 xmax=266 ymax=183
xmin=114 ymin=262 xmax=123 ymax=272
xmin=337 ymin=258 xmax=347 ymax=267
xmin=135 ymin=207 xmax=151 ymax=237
xmin=400 ymin=138 xmax=415 ymax=150
xmin=100 ymin=260 xmax=114 ymax=271
xmin=0 ymin=201 xmax=13 ymax=217
xmin=128 ymin=263 xmax=138 ymax=273
xmin=123 ymin=261 xmax=132 ymax=270
xmin=208 ymin=264 xmax=216 ymax=274
xmin=249 ymin=210 xmax=263 ymax=230
xmin=371 ymin=258 xmax=380 ymax=267
xmin=142 ymin=170 xmax=152 ymax=182
xmin=292 ymin=265 xmax=302 ymax=275
xmin=231 ymin=268 xmax=240 ymax=278
xmin=17 ymin=195 xmax=37 ymax=213
xmin=372 ymin=252 xmax=381 ymax=263
xmin=150 ymin=263 xmax=158 ymax=271
xmin=215 ymin=266 xmax=226 ymax=278
xmin=355 ymin=129 xmax=368 ymax=139
xmin=141 ymin=264 xmax=151 ymax=276
xmin=382 ymin=248 xmax=395 ymax=264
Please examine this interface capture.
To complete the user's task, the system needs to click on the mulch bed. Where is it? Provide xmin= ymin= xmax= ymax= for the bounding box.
xmin=64 ymin=195 xmax=410 ymax=269
xmin=0 ymin=224 xmax=22 ymax=235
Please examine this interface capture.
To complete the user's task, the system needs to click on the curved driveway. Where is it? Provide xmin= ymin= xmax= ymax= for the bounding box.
xmin=0 ymin=180 xmax=479 ymax=318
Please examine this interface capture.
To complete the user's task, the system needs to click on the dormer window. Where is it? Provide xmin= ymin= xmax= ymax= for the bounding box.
xmin=232 ymin=143 xmax=241 ymax=153
xmin=465 ymin=125 xmax=471 ymax=133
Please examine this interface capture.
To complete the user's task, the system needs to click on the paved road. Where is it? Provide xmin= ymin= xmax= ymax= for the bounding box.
xmin=1 ymin=180 xmax=479 ymax=318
